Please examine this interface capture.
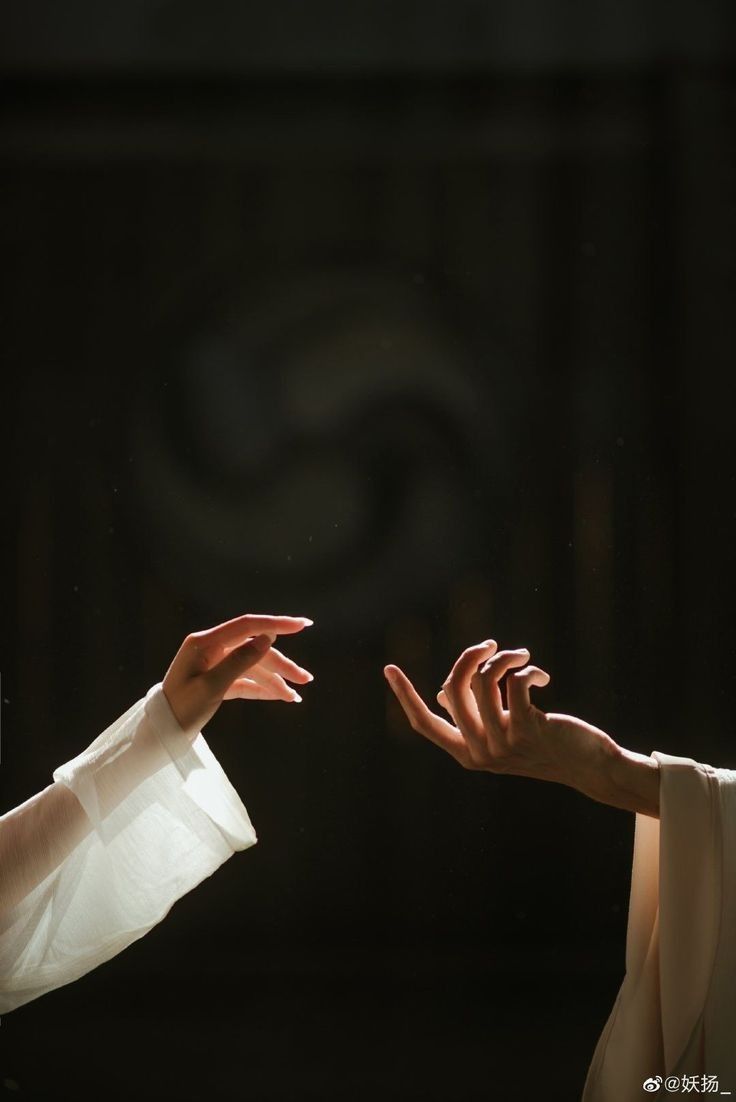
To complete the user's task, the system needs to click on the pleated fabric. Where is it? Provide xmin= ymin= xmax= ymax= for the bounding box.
xmin=584 ymin=754 xmax=736 ymax=1100
xmin=0 ymin=684 xmax=256 ymax=1014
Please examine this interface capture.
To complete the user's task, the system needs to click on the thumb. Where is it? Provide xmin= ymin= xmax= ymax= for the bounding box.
xmin=206 ymin=633 xmax=274 ymax=697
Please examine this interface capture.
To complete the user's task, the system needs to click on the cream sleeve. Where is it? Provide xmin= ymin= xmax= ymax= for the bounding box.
xmin=0 ymin=684 xmax=256 ymax=1014
xmin=583 ymin=752 xmax=736 ymax=1101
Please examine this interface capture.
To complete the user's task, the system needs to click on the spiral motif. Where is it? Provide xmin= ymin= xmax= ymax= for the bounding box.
xmin=642 ymin=1077 xmax=662 ymax=1093
xmin=131 ymin=266 xmax=511 ymax=634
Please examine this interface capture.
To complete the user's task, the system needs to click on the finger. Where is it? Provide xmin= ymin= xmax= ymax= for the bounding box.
xmin=206 ymin=633 xmax=274 ymax=697
xmin=385 ymin=665 xmax=469 ymax=763
xmin=223 ymin=677 xmax=273 ymax=701
xmin=244 ymin=665 xmax=303 ymax=702
xmin=471 ymin=648 xmax=530 ymax=737
xmin=224 ymin=676 xmax=300 ymax=702
xmin=436 ymin=688 xmax=456 ymax=721
xmin=194 ymin=614 xmax=313 ymax=660
xmin=506 ymin=665 xmax=551 ymax=716
xmin=259 ymin=646 xmax=314 ymax=685
xmin=443 ymin=639 xmax=498 ymax=746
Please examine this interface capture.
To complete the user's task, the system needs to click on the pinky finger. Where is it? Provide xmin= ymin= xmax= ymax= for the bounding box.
xmin=247 ymin=666 xmax=303 ymax=702
xmin=505 ymin=665 xmax=551 ymax=716
xmin=224 ymin=678 xmax=280 ymax=701
xmin=224 ymin=674 xmax=299 ymax=700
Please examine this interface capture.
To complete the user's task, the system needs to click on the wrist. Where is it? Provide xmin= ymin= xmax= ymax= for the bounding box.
xmin=598 ymin=743 xmax=661 ymax=817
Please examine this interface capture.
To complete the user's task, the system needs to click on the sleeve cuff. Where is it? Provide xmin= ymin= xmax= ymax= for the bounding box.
xmin=144 ymin=683 xmax=257 ymax=852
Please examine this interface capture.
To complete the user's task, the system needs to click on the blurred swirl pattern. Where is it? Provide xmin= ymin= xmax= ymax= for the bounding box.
xmin=132 ymin=267 xmax=506 ymax=632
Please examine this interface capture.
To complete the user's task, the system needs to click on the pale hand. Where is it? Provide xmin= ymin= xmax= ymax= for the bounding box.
xmin=162 ymin=613 xmax=314 ymax=734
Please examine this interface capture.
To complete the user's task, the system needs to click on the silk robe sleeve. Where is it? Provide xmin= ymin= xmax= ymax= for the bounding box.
xmin=0 ymin=683 xmax=256 ymax=1014
xmin=583 ymin=753 xmax=736 ymax=1101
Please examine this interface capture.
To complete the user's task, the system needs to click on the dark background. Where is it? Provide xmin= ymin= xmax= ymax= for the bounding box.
xmin=1 ymin=2 xmax=735 ymax=1099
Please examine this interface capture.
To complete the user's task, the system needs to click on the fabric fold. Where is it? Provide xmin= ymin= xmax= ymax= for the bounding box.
xmin=0 ymin=684 xmax=256 ymax=1014
xmin=583 ymin=752 xmax=735 ymax=1101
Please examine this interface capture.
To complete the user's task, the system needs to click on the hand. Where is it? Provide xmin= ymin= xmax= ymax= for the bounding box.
xmin=384 ymin=639 xmax=660 ymax=816
xmin=162 ymin=613 xmax=314 ymax=734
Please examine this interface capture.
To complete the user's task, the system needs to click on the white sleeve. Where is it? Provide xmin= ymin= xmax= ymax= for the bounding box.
xmin=0 ymin=683 xmax=256 ymax=1014
xmin=582 ymin=752 xmax=736 ymax=1100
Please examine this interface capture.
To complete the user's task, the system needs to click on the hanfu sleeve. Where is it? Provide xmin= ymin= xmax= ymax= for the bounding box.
xmin=0 ymin=683 xmax=256 ymax=1014
xmin=583 ymin=753 xmax=736 ymax=1101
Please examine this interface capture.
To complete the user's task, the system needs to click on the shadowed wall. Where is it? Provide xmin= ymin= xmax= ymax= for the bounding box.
xmin=2 ymin=6 xmax=736 ymax=1099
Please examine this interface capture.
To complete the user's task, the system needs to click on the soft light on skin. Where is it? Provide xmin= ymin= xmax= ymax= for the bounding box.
xmin=385 ymin=642 xmax=661 ymax=819
xmin=606 ymin=747 xmax=661 ymax=818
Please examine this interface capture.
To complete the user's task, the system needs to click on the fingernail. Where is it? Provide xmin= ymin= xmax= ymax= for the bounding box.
xmin=290 ymin=691 xmax=303 ymax=703
xmin=303 ymin=671 xmax=315 ymax=682
xmin=301 ymin=618 xmax=314 ymax=626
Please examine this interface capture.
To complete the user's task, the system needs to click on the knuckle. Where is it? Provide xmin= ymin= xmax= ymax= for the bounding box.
xmin=488 ymin=738 xmax=513 ymax=768
xmin=466 ymin=741 xmax=492 ymax=770
xmin=485 ymin=745 xmax=513 ymax=773
xmin=458 ymin=646 xmax=481 ymax=671
xmin=506 ymin=725 xmax=529 ymax=751
xmin=460 ymin=744 xmax=484 ymax=770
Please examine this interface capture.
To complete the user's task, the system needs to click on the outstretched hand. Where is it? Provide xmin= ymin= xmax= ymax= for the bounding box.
xmin=163 ymin=613 xmax=314 ymax=734
xmin=384 ymin=639 xmax=660 ymax=816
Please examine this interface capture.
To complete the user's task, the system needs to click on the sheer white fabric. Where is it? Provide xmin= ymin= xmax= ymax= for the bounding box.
xmin=584 ymin=753 xmax=736 ymax=1100
xmin=0 ymin=684 xmax=256 ymax=1014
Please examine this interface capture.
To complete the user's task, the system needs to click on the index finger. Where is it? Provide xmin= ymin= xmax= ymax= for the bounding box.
xmin=195 ymin=614 xmax=313 ymax=655
xmin=385 ymin=665 xmax=469 ymax=762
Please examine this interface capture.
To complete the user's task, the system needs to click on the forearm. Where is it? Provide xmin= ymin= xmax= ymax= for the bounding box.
xmin=0 ymin=689 xmax=193 ymax=913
